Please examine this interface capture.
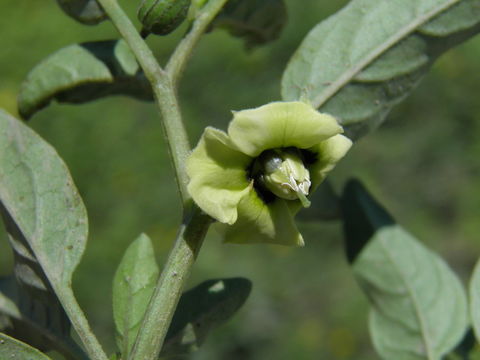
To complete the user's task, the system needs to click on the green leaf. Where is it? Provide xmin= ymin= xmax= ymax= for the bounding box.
xmin=0 ymin=109 xmax=87 ymax=299
xmin=0 ymin=109 xmax=93 ymax=356
xmin=56 ymin=0 xmax=107 ymax=25
xmin=0 ymin=277 xmax=20 ymax=322
xmin=469 ymin=257 xmax=480 ymax=341
xmin=161 ymin=278 xmax=252 ymax=356
xmin=341 ymin=180 xmax=468 ymax=360
xmin=0 ymin=332 xmax=53 ymax=360
xmin=282 ymin=0 xmax=480 ymax=140
xmin=112 ymin=233 xmax=159 ymax=358
xmin=18 ymin=40 xmax=153 ymax=119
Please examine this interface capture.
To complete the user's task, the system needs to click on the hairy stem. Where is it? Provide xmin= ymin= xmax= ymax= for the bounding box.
xmin=94 ymin=1 xmax=226 ymax=360
xmin=166 ymin=0 xmax=229 ymax=87
xmin=129 ymin=206 xmax=211 ymax=360
xmin=96 ymin=0 xmax=191 ymax=202
xmin=59 ymin=288 xmax=108 ymax=360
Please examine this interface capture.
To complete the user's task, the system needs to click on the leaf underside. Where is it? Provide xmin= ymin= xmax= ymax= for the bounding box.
xmin=0 ymin=109 xmax=94 ymax=358
xmin=18 ymin=39 xmax=153 ymax=120
xmin=282 ymin=0 xmax=480 ymax=140
xmin=342 ymin=180 xmax=468 ymax=360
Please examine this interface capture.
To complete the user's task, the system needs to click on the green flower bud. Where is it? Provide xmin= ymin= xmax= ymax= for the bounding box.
xmin=56 ymin=0 xmax=107 ymax=25
xmin=255 ymin=149 xmax=311 ymax=207
xmin=138 ymin=0 xmax=191 ymax=36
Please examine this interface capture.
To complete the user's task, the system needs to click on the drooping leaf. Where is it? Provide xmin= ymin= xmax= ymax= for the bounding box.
xmin=0 ymin=332 xmax=53 ymax=360
xmin=18 ymin=40 xmax=153 ymax=119
xmin=282 ymin=0 xmax=480 ymax=140
xmin=113 ymin=233 xmax=159 ymax=358
xmin=161 ymin=278 xmax=252 ymax=356
xmin=0 ymin=110 xmax=91 ymax=354
xmin=56 ymin=0 xmax=107 ymax=25
xmin=341 ymin=179 xmax=468 ymax=360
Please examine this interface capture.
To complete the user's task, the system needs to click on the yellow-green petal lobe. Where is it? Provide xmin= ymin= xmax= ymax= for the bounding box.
xmin=221 ymin=189 xmax=304 ymax=246
xmin=309 ymin=134 xmax=352 ymax=189
xmin=187 ymin=127 xmax=252 ymax=224
xmin=228 ymin=101 xmax=343 ymax=157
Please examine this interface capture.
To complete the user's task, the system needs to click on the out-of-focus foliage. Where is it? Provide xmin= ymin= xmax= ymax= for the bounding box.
xmin=0 ymin=0 xmax=479 ymax=359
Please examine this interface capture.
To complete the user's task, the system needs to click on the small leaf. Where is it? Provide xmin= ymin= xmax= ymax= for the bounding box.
xmin=161 ymin=278 xmax=252 ymax=356
xmin=469 ymin=258 xmax=480 ymax=341
xmin=56 ymin=0 xmax=107 ymax=25
xmin=0 ymin=332 xmax=53 ymax=360
xmin=282 ymin=0 xmax=480 ymax=140
xmin=113 ymin=233 xmax=159 ymax=358
xmin=341 ymin=180 xmax=468 ymax=360
xmin=18 ymin=40 xmax=153 ymax=119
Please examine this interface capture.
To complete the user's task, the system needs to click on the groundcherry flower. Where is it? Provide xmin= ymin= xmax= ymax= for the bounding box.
xmin=186 ymin=101 xmax=352 ymax=246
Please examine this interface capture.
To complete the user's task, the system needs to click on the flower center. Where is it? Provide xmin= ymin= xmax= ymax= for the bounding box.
xmin=254 ymin=148 xmax=311 ymax=208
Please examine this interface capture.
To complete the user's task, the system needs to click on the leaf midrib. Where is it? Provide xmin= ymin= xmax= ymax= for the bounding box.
xmin=379 ymin=234 xmax=435 ymax=360
xmin=312 ymin=0 xmax=461 ymax=109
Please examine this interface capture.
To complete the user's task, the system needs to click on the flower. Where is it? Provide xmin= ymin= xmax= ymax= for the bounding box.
xmin=186 ymin=101 xmax=352 ymax=246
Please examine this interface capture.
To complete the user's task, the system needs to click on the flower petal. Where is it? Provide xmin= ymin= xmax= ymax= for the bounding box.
xmin=309 ymin=134 xmax=352 ymax=189
xmin=220 ymin=189 xmax=304 ymax=246
xmin=187 ymin=127 xmax=252 ymax=224
xmin=228 ymin=101 xmax=343 ymax=157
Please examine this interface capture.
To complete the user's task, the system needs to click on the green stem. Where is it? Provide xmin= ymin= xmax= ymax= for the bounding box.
xmin=95 ymin=2 xmax=227 ymax=360
xmin=129 ymin=206 xmax=211 ymax=360
xmin=59 ymin=288 xmax=108 ymax=360
xmin=166 ymin=0 xmax=229 ymax=87
xmin=96 ymin=0 xmax=191 ymax=202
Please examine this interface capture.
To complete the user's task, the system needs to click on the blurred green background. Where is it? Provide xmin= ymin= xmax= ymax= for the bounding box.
xmin=1 ymin=1 xmax=480 ymax=359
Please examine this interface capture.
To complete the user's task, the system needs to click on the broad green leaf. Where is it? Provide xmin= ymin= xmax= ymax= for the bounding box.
xmin=0 ymin=110 xmax=91 ymax=353
xmin=341 ymin=180 xmax=468 ymax=360
xmin=18 ymin=40 xmax=153 ymax=119
xmin=161 ymin=278 xmax=252 ymax=357
xmin=469 ymin=258 xmax=480 ymax=341
xmin=0 ymin=109 xmax=87 ymax=297
xmin=282 ymin=0 xmax=480 ymax=140
xmin=112 ymin=233 xmax=159 ymax=357
xmin=0 ymin=332 xmax=52 ymax=360
xmin=56 ymin=0 xmax=107 ymax=25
